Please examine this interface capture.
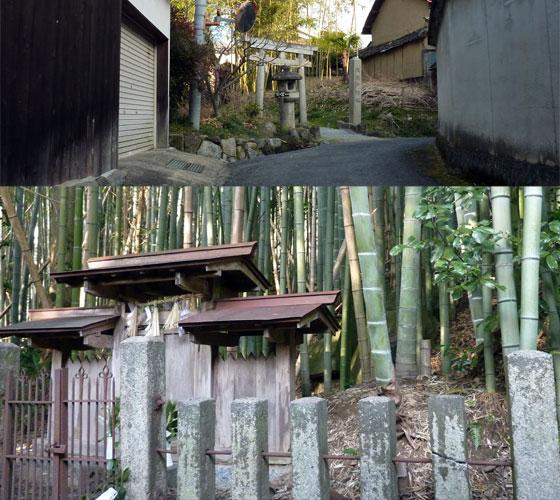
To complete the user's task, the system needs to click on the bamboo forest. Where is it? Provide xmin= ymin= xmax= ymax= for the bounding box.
xmin=0 ymin=185 xmax=559 ymax=498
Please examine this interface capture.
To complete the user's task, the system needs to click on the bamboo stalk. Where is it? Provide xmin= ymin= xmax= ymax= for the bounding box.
xmin=340 ymin=187 xmax=372 ymax=382
xmin=395 ymin=187 xmax=422 ymax=378
xmin=519 ymin=187 xmax=543 ymax=349
xmin=350 ymin=187 xmax=395 ymax=384
xmin=490 ymin=187 xmax=520 ymax=356
xmin=294 ymin=186 xmax=311 ymax=395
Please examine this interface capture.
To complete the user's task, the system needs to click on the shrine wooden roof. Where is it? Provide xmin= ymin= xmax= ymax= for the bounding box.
xmin=179 ymin=291 xmax=340 ymax=346
xmin=51 ymin=242 xmax=270 ymax=302
xmin=0 ymin=307 xmax=119 ymax=351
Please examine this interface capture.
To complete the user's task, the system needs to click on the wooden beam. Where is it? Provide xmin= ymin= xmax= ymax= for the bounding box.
xmin=246 ymin=37 xmax=317 ymax=55
xmin=175 ymin=272 xmax=211 ymax=299
xmin=190 ymin=332 xmax=239 ymax=347
xmin=248 ymin=55 xmax=312 ymax=67
xmin=83 ymin=334 xmax=114 ymax=349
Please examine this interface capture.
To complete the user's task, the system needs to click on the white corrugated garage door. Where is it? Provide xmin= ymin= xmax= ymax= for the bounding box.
xmin=119 ymin=23 xmax=156 ymax=157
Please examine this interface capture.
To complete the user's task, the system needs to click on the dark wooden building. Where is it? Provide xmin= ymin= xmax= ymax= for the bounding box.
xmin=1 ymin=0 xmax=170 ymax=185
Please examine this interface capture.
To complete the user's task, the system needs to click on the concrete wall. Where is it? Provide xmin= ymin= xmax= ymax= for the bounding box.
xmin=371 ymin=0 xmax=429 ymax=45
xmin=362 ymin=39 xmax=426 ymax=80
xmin=436 ymin=0 xmax=559 ymax=181
xmin=128 ymin=0 xmax=170 ymax=38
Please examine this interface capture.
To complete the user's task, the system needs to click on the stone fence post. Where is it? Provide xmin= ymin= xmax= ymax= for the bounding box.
xmin=428 ymin=395 xmax=470 ymax=500
xmin=231 ymin=398 xmax=269 ymax=500
xmin=120 ymin=336 xmax=166 ymax=499
xmin=176 ymin=398 xmax=215 ymax=500
xmin=506 ymin=351 xmax=560 ymax=499
xmin=290 ymin=397 xmax=329 ymax=500
xmin=359 ymin=396 xmax=397 ymax=499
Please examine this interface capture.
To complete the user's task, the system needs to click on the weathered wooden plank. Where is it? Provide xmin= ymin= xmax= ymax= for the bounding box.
xmin=1 ymin=0 xmax=121 ymax=183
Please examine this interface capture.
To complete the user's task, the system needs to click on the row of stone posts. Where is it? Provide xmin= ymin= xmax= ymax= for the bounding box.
xmin=116 ymin=338 xmax=560 ymax=500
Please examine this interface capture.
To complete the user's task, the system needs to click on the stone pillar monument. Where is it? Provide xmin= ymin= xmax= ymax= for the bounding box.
xmin=349 ymin=57 xmax=362 ymax=127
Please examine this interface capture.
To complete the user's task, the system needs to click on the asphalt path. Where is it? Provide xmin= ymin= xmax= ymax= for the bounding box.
xmin=228 ymin=132 xmax=440 ymax=185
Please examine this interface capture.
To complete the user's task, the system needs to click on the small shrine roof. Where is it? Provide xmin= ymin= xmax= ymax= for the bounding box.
xmin=52 ymin=242 xmax=270 ymax=302
xmin=179 ymin=291 xmax=340 ymax=346
xmin=0 ymin=307 xmax=119 ymax=350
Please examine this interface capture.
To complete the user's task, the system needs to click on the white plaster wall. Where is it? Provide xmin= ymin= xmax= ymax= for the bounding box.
xmin=129 ymin=0 xmax=170 ymax=38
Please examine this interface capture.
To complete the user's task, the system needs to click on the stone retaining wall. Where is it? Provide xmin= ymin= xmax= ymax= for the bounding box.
xmin=170 ymin=125 xmax=321 ymax=162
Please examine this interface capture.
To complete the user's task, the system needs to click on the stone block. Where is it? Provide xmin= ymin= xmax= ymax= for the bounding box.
xmin=428 ymin=395 xmax=470 ymax=500
xmin=184 ymin=134 xmax=205 ymax=154
xmin=197 ymin=140 xmax=223 ymax=159
xmin=506 ymin=351 xmax=560 ymax=500
xmin=231 ymin=398 xmax=269 ymax=499
xmin=245 ymin=142 xmax=261 ymax=159
xmin=236 ymin=146 xmax=247 ymax=160
xmin=290 ymin=397 xmax=329 ymax=500
xmin=267 ymin=138 xmax=283 ymax=151
xmin=177 ymin=398 xmax=216 ymax=500
xmin=359 ymin=397 xmax=397 ymax=500
xmin=120 ymin=336 xmax=166 ymax=500
xmin=220 ymin=138 xmax=237 ymax=158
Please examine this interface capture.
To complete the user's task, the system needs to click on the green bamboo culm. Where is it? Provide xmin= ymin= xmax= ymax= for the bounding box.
xmin=55 ymin=187 xmax=69 ymax=307
xmin=519 ymin=187 xmax=543 ymax=349
xmin=339 ymin=257 xmax=353 ymax=389
xmin=349 ymin=187 xmax=395 ymax=385
xmin=395 ymin=186 xmax=423 ymax=378
xmin=84 ymin=186 xmax=99 ymax=307
xmin=222 ymin=187 xmax=232 ymax=244
xmin=371 ymin=187 xmax=386 ymax=293
xmin=341 ymin=187 xmax=372 ymax=383
xmin=294 ymin=186 xmax=311 ymax=395
xmin=279 ymin=187 xmax=289 ymax=294
xmin=456 ymin=192 xmax=485 ymax=346
xmin=168 ymin=187 xmax=180 ymax=249
xmin=439 ymin=282 xmax=451 ymax=375
xmin=323 ymin=187 xmax=335 ymax=393
xmin=479 ymin=191 xmax=496 ymax=392
xmin=156 ymin=187 xmax=169 ymax=251
xmin=490 ymin=187 xmax=520 ymax=356
xmin=71 ymin=188 xmax=84 ymax=306
xmin=114 ymin=188 xmax=123 ymax=254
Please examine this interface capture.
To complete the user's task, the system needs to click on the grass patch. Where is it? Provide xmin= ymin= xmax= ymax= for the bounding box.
xmin=306 ymin=78 xmax=438 ymax=137
xmin=171 ymin=98 xmax=280 ymax=140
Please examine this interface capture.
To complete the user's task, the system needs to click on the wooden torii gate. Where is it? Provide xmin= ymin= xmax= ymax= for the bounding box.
xmin=247 ymin=36 xmax=318 ymax=123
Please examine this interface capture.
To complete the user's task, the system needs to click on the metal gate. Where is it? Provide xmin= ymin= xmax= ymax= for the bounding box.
xmin=1 ymin=366 xmax=116 ymax=499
